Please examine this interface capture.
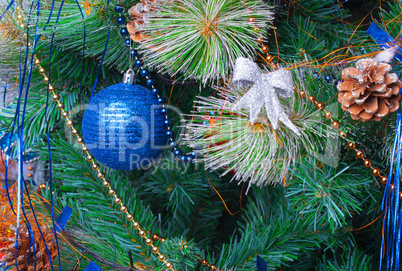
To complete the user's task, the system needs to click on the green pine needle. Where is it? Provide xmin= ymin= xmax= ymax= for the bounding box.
xmin=138 ymin=0 xmax=273 ymax=84
xmin=286 ymin=156 xmax=375 ymax=233
xmin=184 ymin=68 xmax=337 ymax=187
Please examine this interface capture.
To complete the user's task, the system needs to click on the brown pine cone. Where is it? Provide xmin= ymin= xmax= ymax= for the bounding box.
xmin=337 ymin=58 xmax=402 ymax=121
xmin=127 ymin=0 xmax=161 ymax=43
xmin=0 ymin=224 xmax=58 ymax=271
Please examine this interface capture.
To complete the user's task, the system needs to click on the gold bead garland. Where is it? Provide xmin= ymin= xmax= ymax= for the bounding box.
xmin=246 ymin=12 xmax=276 ymax=68
xmin=32 ymin=53 xmax=222 ymax=271
xmin=195 ymin=254 xmax=222 ymax=271
xmin=31 ymin=54 xmax=179 ymax=270
xmin=12 ymin=6 xmax=392 ymax=268
xmin=294 ymin=87 xmax=391 ymax=191
xmin=15 ymin=6 xmax=267 ymax=270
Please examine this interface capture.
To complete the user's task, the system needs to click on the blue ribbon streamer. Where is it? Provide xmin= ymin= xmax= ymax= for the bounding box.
xmin=367 ymin=23 xmax=402 ymax=63
xmin=55 ymin=205 xmax=72 ymax=233
xmin=42 ymin=1 xmax=66 ymax=269
xmin=0 ymin=0 xmax=15 ymax=21
xmin=2 ymin=0 xmax=65 ymax=269
xmin=13 ymin=3 xmax=38 ymax=269
xmin=256 ymin=255 xmax=267 ymax=271
xmin=0 ymin=262 xmax=8 ymax=271
xmin=84 ymin=261 xmax=102 ymax=271
xmin=3 ymin=84 xmax=6 ymax=107
xmin=367 ymin=22 xmax=402 ymax=271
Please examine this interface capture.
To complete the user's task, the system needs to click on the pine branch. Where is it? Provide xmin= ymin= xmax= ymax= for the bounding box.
xmin=63 ymin=231 xmax=141 ymax=271
xmin=286 ymin=156 xmax=376 ymax=232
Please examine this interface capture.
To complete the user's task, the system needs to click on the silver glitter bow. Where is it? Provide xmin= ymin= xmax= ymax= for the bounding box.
xmin=231 ymin=57 xmax=301 ymax=135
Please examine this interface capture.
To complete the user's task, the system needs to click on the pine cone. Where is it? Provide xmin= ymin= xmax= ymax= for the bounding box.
xmin=127 ymin=0 xmax=162 ymax=43
xmin=0 ymin=224 xmax=58 ymax=271
xmin=337 ymin=58 xmax=402 ymax=121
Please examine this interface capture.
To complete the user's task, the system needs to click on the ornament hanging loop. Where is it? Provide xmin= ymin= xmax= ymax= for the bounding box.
xmin=123 ymin=69 xmax=135 ymax=85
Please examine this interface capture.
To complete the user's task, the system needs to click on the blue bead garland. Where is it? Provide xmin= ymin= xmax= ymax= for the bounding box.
xmin=174 ymin=149 xmax=181 ymax=157
xmin=169 ymin=141 xmax=176 ymax=148
xmin=120 ymin=27 xmax=128 ymax=36
xmin=130 ymin=49 xmax=138 ymax=57
xmin=146 ymin=79 xmax=154 ymax=86
xmin=312 ymin=71 xmax=339 ymax=86
xmin=115 ymin=5 xmax=124 ymax=13
xmin=114 ymin=5 xmax=196 ymax=163
xmin=117 ymin=17 xmax=125 ymax=25
xmin=135 ymin=59 xmax=142 ymax=67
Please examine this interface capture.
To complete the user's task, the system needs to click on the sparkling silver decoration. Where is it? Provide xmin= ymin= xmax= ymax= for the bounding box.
xmin=231 ymin=57 xmax=301 ymax=135
xmin=132 ymin=0 xmax=165 ymax=27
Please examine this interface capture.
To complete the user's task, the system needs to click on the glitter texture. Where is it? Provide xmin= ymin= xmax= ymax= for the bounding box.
xmin=82 ymin=83 xmax=167 ymax=171
xmin=184 ymin=68 xmax=335 ymax=187
xmin=231 ymin=57 xmax=300 ymax=135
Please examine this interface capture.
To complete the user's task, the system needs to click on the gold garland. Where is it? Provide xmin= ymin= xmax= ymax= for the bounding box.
xmin=296 ymin=88 xmax=391 ymax=188
xmin=33 ymin=61 xmax=179 ymax=270
xmin=11 ymin=6 xmax=182 ymax=271
xmin=10 ymin=5 xmax=225 ymax=270
xmin=10 ymin=4 xmax=396 ymax=271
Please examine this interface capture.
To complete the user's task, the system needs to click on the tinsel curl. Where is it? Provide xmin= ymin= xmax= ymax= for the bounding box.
xmin=184 ymin=69 xmax=337 ymax=187
xmin=135 ymin=0 xmax=273 ymax=84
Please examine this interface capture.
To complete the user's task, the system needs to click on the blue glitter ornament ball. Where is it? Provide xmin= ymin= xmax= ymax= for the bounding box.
xmin=82 ymin=83 xmax=168 ymax=171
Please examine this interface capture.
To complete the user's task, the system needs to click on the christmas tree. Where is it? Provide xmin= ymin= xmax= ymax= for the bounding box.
xmin=0 ymin=0 xmax=401 ymax=270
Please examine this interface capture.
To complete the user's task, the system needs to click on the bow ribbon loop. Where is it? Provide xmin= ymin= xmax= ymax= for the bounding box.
xmin=231 ymin=57 xmax=300 ymax=135
xmin=232 ymin=57 xmax=261 ymax=88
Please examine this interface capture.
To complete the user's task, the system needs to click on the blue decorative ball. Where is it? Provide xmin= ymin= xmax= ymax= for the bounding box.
xmin=0 ymin=132 xmax=37 ymax=161
xmin=82 ymin=83 xmax=168 ymax=171
xmin=0 ymin=132 xmax=16 ymax=150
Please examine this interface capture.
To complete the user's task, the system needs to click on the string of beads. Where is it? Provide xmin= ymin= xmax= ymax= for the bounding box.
xmin=115 ymin=4 xmax=197 ymax=164
xmin=296 ymin=73 xmax=394 ymax=194
xmin=23 ymin=4 xmax=223 ymax=271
